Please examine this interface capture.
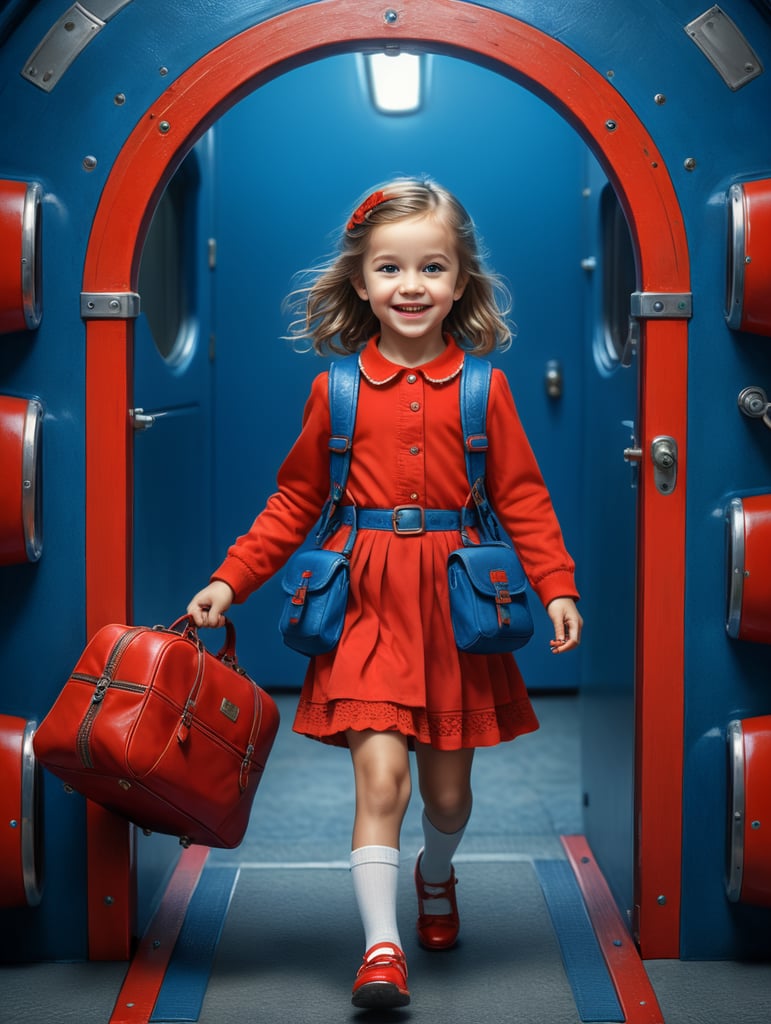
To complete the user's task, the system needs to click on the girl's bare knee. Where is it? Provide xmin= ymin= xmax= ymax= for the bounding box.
xmin=359 ymin=763 xmax=411 ymax=819
xmin=349 ymin=731 xmax=412 ymax=821
xmin=422 ymin=786 xmax=472 ymax=830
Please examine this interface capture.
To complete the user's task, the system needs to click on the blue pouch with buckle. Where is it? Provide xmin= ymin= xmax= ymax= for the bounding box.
xmin=279 ymin=357 xmax=359 ymax=656
xmin=278 ymin=546 xmax=351 ymax=657
xmin=448 ymin=541 xmax=533 ymax=653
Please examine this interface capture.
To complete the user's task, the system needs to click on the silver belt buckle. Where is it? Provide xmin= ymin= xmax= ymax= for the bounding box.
xmin=392 ymin=505 xmax=425 ymax=535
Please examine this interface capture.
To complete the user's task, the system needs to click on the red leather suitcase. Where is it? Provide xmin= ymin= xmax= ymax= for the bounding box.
xmin=34 ymin=617 xmax=279 ymax=848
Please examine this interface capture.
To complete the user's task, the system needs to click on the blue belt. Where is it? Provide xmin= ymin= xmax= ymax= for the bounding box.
xmin=336 ymin=504 xmax=475 ymax=536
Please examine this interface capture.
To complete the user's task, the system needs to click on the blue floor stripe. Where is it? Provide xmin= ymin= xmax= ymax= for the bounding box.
xmin=151 ymin=865 xmax=239 ymax=1023
xmin=534 ymin=859 xmax=624 ymax=1023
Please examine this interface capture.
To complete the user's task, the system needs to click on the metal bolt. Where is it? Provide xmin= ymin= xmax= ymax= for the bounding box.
xmin=654 ymin=93 xmax=666 ymax=105
xmin=605 ymin=120 xmax=617 ymax=131
xmin=83 ymin=155 xmax=97 ymax=171
xmin=159 ymin=66 xmax=169 ymax=76
xmin=384 ymin=8 xmax=399 ymax=24
xmin=114 ymin=93 xmax=126 ymax=106
xmin=159 ymin=121 xmax=170 ymax=134
xmin=657 ymin=894 xmax=667 ymax=905
xmin=684 ymin=157 xmax=696 ymax=171
xmin=752 ymin=820 xmax=761 ymax=830
xmin=104 ymin=895 xmax=114 ymax=905
xmin=9 ymin=819 xmax=18 ymax=828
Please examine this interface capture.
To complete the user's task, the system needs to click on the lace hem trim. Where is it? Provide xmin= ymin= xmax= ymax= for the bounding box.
xmin=293 ymin=696 xmax=538 ymax=749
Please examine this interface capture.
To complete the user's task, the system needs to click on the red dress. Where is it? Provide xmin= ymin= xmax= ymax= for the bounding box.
xmin=212 ymin=337 xmax=578 ymax=750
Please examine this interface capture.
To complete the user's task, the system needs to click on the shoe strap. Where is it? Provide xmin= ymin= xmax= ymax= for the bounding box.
xmin=417 ymin=870 xmax=457 ymax=900
xmin=361 ymin=943 xmax=407 ymax=970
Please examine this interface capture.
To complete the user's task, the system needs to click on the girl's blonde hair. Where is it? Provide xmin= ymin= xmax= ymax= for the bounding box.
xmin=285 ymin=177 xmax=513 ymax=355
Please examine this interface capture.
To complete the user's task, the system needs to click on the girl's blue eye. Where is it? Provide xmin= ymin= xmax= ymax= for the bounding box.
xmin=424 ymin=263 xmax=444 ymax=274
xmin=379 ymin=264 xmax=399 ymax=274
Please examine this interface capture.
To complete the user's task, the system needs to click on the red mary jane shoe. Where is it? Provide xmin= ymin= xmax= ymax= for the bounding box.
xmin=351 ymin=943 xmax=410 ymax=1009
xmin=414 ymin=850 xmax=460 ymax=950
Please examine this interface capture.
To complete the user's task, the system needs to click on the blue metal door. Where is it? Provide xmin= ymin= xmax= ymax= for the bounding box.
xmin=579 ymin=172 xmax=639 ymax=919
xmin=132 ymin=137 xmax=215 ymax=633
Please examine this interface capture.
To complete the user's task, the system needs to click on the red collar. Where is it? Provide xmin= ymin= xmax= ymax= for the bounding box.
xmin=357 ymin=335 xmax=466 ymax=386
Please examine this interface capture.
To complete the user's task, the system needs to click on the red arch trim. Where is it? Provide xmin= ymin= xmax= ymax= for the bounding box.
xmin=84 ymin=1 xmax=689 ymax=290
xmin=83 ymin=0 xmax=687 ymax=960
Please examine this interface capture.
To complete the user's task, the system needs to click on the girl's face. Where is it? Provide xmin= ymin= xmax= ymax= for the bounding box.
xmin=351 ymin=214 xmax=466 ymax=364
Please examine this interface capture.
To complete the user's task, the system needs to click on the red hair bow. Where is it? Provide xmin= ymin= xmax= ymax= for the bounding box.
xmin=347 ymin=191 xmax=393 ymax=231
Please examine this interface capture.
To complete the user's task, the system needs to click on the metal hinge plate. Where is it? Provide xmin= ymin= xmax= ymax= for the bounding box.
xmin=21 ymin=2 xmax=133 ymax=93
xmin=685 ymin=6 xmax=764 ymax=92
xmin=81 ymin=292 xmax=141 ymax=319
xmin=630 ymin=292 xmax=693 ymax=319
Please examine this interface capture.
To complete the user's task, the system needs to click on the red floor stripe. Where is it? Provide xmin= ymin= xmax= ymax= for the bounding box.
xmin=562 ymin=836 xmax=665 ymax=1023
xmin=108 ymin=845 xmax=209 ymax=1024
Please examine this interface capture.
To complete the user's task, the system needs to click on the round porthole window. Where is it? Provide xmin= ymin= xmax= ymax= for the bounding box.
xmin=594 ymin=185 xmax=637 ymax=373
xmin=137 ymin=154 xmax=199 ymax=366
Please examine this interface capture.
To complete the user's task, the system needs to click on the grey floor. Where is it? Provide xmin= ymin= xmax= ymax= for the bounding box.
xmin=3 ymin=694 xmax=771 ymax=1023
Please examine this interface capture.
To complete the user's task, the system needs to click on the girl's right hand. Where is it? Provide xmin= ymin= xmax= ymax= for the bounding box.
xmin=186 ymin=580 xmax=235 ymax=628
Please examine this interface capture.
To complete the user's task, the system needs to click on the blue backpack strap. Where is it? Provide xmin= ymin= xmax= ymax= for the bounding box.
xmin=460 ymin=355 xmax=507 ymax=545
xmin=327 ymin=353 xmax=360 ymax=502
xmin=460 ymin=354 xmax=492 ymax=488
xmin=315 ymin=353 xmax=360 ymax=548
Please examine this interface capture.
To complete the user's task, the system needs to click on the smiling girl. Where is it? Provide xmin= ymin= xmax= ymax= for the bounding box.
xmin=187 ymin=178 xmax=581 ymax=1010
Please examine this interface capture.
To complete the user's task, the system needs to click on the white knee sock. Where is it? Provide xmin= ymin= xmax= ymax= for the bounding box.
xmin=419 ymin=811 xmax=468 ymax=915
xmin=350 ymin=845 xmax=402 ymax=953
xmin=420 ymin=810 xmax=467 ymax=882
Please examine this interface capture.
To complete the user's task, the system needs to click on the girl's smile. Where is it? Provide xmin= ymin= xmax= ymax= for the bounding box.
xmin=351 ymin=214 xmax=466 ymax=366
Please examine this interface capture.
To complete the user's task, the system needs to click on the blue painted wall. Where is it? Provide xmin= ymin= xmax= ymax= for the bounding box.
xmin=0 ymin=0 xmax=770 ymax=962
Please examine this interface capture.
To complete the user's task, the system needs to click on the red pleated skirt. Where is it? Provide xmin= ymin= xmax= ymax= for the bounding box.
xmin=292 ymin=525 xmax=539 ymax=750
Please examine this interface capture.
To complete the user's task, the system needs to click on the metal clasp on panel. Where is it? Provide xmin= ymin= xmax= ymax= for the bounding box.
xmin=630 ymin=292 xmax=692 ymax=319
xmin=81 ymin=292 xmax=141 ymax=320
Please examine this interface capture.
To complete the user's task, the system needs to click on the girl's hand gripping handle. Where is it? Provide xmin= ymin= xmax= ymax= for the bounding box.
xmin=187 ymin=580 xmax=235 ymax=628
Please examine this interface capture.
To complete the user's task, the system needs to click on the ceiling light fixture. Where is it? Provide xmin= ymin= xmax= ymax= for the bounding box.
xmin=363 ymin=52 xmax=424 ymax=114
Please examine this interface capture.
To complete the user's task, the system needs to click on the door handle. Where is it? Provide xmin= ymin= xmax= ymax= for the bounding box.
xmin=651 ymin=436 xmax=677 ymax=494
xmin=623 ymin=437 xmax=678 ymax=494
xmin=130 ymin=408 xmax=155 ymax=432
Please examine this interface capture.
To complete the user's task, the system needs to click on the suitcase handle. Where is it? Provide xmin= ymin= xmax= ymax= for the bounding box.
xmin=169 ymin=614 xmax=238 ymax=666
